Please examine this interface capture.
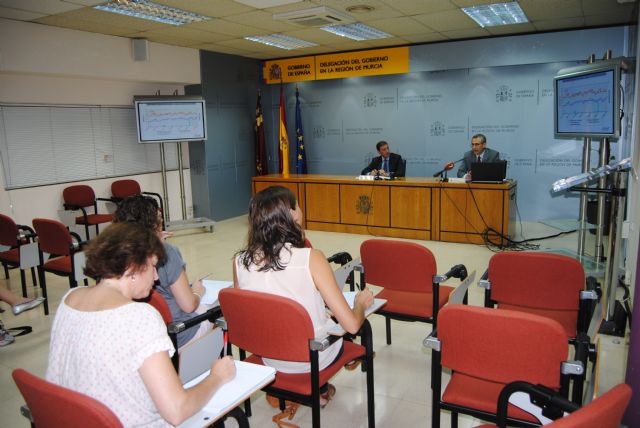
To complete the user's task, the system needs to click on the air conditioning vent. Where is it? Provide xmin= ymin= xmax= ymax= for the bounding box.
xmin=273 ymin=6 xmax=354 ymax=27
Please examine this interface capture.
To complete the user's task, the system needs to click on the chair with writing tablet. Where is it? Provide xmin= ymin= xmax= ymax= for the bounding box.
xmin=479 ymin=251 xmax=598 ymax=404
xmin=474 ymin=382 xmax=632 ymax=428
xmin=13 ymin=368 xmax=123 ymax=428
xmin=218 ymin=287 xmax=375 ymax=428
xmin=32 ymin=218 xmax=88 ymax=315
xmin=425 ymin=305 xmax=578 ymax=428
xmin=0 ymin=213 xmax=39 ymax=299
xmin=360 ymin=239 xmax=468 ymax=345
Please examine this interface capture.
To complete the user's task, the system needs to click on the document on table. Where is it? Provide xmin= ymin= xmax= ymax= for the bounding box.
xmin=178 ymin=360 xmax=276 ymax=428
xmin=201 ymin=280 xmax=233 ymax=305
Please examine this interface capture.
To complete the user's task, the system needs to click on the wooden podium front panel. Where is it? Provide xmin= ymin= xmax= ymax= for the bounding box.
xmin=439 ymin=187 xmax=506 ymax=244
xmin=390 ymin=186 xmax=430 ymax=230
xmin=253 ymin=181 xmax=300 ymax=200
xmin=305 ymin=183 xmax=340 ymax=223
xmin=340 ymin=185 xmax=389 ymax=227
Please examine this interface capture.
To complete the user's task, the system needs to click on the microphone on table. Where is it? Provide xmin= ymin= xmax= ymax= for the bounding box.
xmin=433 ymin=158 xmax=463 ymax=180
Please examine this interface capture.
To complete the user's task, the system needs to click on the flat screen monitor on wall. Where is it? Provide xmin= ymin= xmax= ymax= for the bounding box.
xmin=134 ymin=96 xmax=207 ymax=143
xmin=554 ymin=61 xmax=621 ymax=139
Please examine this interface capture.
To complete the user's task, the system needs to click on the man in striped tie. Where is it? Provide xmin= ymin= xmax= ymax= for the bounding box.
xmin=361 ymin=141 xmax=406 ymax=178
xmin=452 ymin=133 xmax=500 ymax=179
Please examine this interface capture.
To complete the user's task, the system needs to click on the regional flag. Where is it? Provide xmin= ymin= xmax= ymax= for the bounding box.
xmin=254 ymin=91 xmax=267 ymax=175
xmin=279 ymin=84 xmax=290 ymax=175
xmin=295 ymin=88 xmax=307 ymax=174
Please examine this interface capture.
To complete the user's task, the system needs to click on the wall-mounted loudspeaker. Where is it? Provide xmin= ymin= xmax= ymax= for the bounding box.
xmin=132 ymin=38 xmax=149 ymax=62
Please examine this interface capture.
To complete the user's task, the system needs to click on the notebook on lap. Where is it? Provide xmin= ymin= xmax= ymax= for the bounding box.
xmin=470 ymin=161 xmax=507 ymax=183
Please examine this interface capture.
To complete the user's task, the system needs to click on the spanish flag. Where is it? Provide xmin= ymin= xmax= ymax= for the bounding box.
xmin=279 ymin=84 xmax=290 ymax=175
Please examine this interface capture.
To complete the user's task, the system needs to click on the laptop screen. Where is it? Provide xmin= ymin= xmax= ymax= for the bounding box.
xmin=470 ymin=161 xmax=507 ymax=183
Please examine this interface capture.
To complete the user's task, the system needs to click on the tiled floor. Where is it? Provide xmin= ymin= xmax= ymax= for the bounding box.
xmin=0 ymin=216 xmax=629 ymax=427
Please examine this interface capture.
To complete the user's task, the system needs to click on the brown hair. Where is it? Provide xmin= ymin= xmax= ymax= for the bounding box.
xmin=84 ymin=223 xmax=165 ymax=280
xmin=238 ymin=186 xmax=304 ymax=271
xmin=113 ymin=195 xmax=161 ymax=231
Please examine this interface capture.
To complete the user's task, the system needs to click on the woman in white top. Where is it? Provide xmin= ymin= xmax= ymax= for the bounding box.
xmin=233 ymin=185 xmax=374 ymax=378
xmin=47 ymin=223 xmax=235 ymax=427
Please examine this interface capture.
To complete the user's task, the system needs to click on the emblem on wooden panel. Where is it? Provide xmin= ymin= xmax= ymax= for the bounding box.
xmin=356 ymin=195 xmax=373 ymax=214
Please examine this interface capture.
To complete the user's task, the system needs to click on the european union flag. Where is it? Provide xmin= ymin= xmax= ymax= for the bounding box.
xmin=295 ymin=88 xmax=307 ymax=174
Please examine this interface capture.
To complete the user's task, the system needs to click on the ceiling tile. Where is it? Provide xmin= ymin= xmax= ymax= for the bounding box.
xmin=532 ymin=16 xmax=585 ymax=32
xmin=223 ymin=9 xmax=300 ymax=32
xmin=413 ymin=9 xmax=477 ymax=31
xmin=487 ymin=22 xmax=536 ymax=36
xmin=0 ymin=6 xmax=45 ymax=20
xmin=33 ymin=14 xmax=138 ymax=36
xmin=582 ymin=0 xmax=636 ymax=16
xmin=139 ymin=26 xmax=235 ymax=43
xmin=519 ymin=0 xmax=582 ymax=21
xmin=155 ymin=0 xmax=253 ymax=18
xmin=282 ymin=27 xmax=348 ymax=44
xmin=449 ymin=0 xmax=500 ymax=7
xmin=324 ymin=40 xmax=375 ymax=51
xmin=382 ymin=0 xmax=457 ymax=15
xmin=189 ymin=18 xmax=270 ymax=37
xmin=402 ymin=32 xmax=449 ymax=44
xmin=440 ymin=27 xmax=491 ymax=39
xmin=0 ymin=0 xmax=81 ymax=14
xmin=63 ymin=0 xmax=104 ymax=5
xmin=364 ymin=17 xmax=435 ymax=36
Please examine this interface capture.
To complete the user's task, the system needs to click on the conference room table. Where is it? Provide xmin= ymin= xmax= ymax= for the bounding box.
xmin=252 ymin=174 xmax=517 ymax=245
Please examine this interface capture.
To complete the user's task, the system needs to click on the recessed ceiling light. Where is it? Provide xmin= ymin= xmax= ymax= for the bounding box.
xmin=462 ymin=1 xmax=529 ymax=28
xmin=245 ymin=34 xmax=317 ymax=50
xmin=321 ymin=23 xmax=391 ymax=41
xmin=94 ymin=0 xmax=210 ymax=26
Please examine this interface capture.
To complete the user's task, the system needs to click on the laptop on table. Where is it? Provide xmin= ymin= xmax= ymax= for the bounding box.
xmin=470 ymin=161 xmax=507 ymax=184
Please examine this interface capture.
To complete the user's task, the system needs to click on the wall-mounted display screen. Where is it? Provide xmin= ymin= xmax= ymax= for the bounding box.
xmin=554 ymin=63 xmax=620 ymax=139
xmin=134 ymin=97 xmax=207 ymax=143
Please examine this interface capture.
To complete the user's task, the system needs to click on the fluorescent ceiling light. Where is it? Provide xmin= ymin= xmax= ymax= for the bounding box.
xmin=462 ymin=1 xmax=528 ymax=28
xmin=245 ymin=34 xmax=317 ymax=50
xmin=94 ymin=0 xmax=210 ymax=26
xmin=321 ymin=23 xmax=391 ymax=41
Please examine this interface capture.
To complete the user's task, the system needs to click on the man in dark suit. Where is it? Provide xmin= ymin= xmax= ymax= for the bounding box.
xmin=361 ymin=141 xmax=405 ymax=177
xmin=447 ymin=134 xmax=500 ymax=178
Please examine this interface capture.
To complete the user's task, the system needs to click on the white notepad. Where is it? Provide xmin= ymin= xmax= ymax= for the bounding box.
xmin=181 ymin=361 xmax=276 ymax=419
xmin=201 ymin=280 xmax=233 ymax=305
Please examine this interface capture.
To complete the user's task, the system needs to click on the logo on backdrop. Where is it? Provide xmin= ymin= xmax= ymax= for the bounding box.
xmin=363 ymin=93 xmax=377 ymax=108
xmin=269 ymin=64 xmax=282 ymax=81
xmin=313 ymin=126 xmax=325 ymax=139
xmin=430 ymin=121 xmax=445 ymax=137
xmin=496 ymin=85 xmax=512 ymax=102
xmin=356 ymin=195 xmax=373 ymax=214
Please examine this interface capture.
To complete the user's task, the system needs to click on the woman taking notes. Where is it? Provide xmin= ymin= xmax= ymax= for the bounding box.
xmin=46 ymin=223 xmax=235 ymax=427
xmin=233 ymin=186 xmax=373 ymax=403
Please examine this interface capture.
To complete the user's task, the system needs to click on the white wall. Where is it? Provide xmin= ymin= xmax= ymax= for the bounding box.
xmin=0 ymin=18 xmax=201 ymax=227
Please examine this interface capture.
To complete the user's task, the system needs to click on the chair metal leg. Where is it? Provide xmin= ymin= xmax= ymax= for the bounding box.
xmin=30 ymin=267 xmax=37 ymax=287
xmin=385 ymin=316 xmax=391 ymax=345
xmin=432 ymin=349 xmax=442 ymax=428
xmin=20 ymin=269 xmax=27 ymax=297
xmin=362 ymin=321 xmax=375 ymax=428
xmin=3 ymin=263 xmax=9 ymax=279
xmin=310 ymin=350 xmax=321 ymax=428
xmin=69 ymin=276 xmax=77 ymax=288
xmin=37 ymin=267 xmax=49 ymax=315
xmin=95 ymin=224 xmax=100 ymax=238
xmin=451 ymin=411 xmax=458 ymax=428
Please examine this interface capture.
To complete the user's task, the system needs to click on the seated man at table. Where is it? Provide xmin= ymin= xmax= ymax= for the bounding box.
xmin=361 ymin=141 xmax=405 ymax=178
xmin=447 ymin=134 xmax=500 ymax=179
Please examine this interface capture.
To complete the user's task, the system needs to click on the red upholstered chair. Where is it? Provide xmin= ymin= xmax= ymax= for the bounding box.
xmin=426 ymin=305 xmax=578 ymax=428
xmin=484 ymin=382 xmax=632 ymax=428
xmin=63 ymin=185 xmax=113 ymax=240
xmin=12 ymin=368 xmax=123 ymax=428
xmin=32 ymin=219 xmax=87 ymax=315
xmin=480 ymin=251 xmax=597 ymax=403
xmin=0 ymin=213 xmax=38 ymax=299
xmin=218 ymin=288 xmax=375 ymax=428
xmin=360 ymin=239 xmax=467 ymax=344
xmin=111 ymin=179 xmax=165 ymax=230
